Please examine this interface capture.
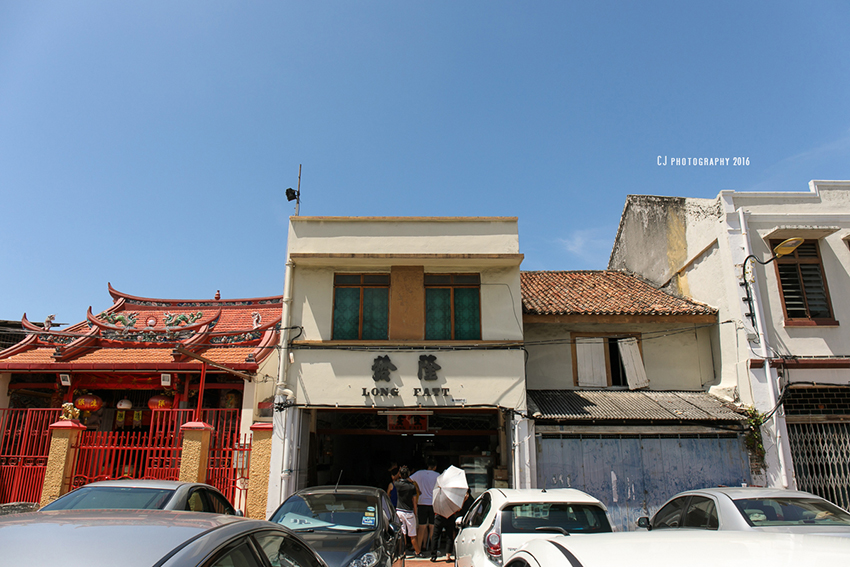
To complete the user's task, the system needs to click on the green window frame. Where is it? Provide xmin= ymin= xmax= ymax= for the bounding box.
xmin=332 ymin=274 xmax=390 ymax=340
xmin=425 ymin=274 xmax=481 ymax=340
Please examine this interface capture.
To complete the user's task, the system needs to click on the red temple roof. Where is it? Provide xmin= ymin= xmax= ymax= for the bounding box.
xmin=0 ymin=284 xmax=283 ymax=373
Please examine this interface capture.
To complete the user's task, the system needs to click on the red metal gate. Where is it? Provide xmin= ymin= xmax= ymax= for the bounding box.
xmin=71 ymin=410 xmax=193 ymax=488
xmin=0 ymin=408 xmax=61 ymax=504
xmin=203 ymin=409 xmax=251 ymax=508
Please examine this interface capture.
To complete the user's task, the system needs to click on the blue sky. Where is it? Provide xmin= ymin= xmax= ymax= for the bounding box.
xmin=2 ymin=1 xmax=849 ymax=324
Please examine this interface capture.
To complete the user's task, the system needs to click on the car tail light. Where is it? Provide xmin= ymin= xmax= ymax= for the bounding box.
xmin=484 ymin=530 xmax=502 ymax=563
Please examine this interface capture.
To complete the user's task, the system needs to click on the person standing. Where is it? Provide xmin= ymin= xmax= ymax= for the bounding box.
xmin=386 ymin=465 xmax=400 ymax=507
xmin=411 ymin=459 xmax=440 ymax=555
xmin=393 ymin=466 xmax=421 ymax=557
xmin=430 ymin=488 xmax=470 ymax=562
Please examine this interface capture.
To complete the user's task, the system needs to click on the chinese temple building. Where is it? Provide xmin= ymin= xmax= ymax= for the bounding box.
xmin=0 ymin=284 xmax=282 ymax=435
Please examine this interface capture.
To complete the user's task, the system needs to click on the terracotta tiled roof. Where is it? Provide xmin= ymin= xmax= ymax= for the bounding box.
xmin=0 ymin=284 xmax=283 ymax=371
xmin=521 ymin=271 xmax=716 ymax=317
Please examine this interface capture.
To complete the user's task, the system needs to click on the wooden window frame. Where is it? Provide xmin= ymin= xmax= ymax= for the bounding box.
xmin=424 ymin=273 xmax=482 ymax=340
xmin=331 ymin=273 xmax=391 ymax=340
xmin=571 ymin=332 xmax=642 ymax=387
xmin=771 ymin=239 xmax=839 ymax=327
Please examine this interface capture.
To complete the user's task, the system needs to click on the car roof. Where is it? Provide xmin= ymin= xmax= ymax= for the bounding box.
xmin=519 ymin=531 xmax=850 ymax=566
xmin=295 ymin=485 xmax=386 ymax=497
xmin=0 ymin=509 xmax=251 ymax=567
xmin=76 ymin=479 xmax=202 ymax=490
xmin=676 ymin=487 xmax=828 ymax=500
xmin=487 ymin=488 xmax=607 ymax=509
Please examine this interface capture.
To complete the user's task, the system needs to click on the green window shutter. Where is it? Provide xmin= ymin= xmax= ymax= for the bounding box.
xmin=333 ymin=287 xmax=361 ymax=339
xmin=426 ymin=288 xmax=452 ymax=340
xmin=454 ymin=287 xmax=480 ymax=340
xmin=362 ymin=287 xmax=389 ymax=340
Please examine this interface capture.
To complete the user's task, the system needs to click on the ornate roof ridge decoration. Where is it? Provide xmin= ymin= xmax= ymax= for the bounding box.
xmin=51 ymin=325 xmax=100 ymax=362
xmin=248 ymin=327 xmax=281 ymax=363
xmin=108 ymin=282 xmax=283 ymax=307
xmin=208 ymin=316 xmax=282 ymax=346
xmin=172 ymin=323 xmax=213 ymax=362
xmin=87 ymin=306 xmax=221 ymax=335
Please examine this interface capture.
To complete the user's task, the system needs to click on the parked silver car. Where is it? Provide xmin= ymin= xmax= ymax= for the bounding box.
xmin=40 ymin=479 xmax=240 ymax=515
xmin=637 ymin=487 xmax=850 ymax=536
xmin=0 ymin=509 xmax=328 ymax=567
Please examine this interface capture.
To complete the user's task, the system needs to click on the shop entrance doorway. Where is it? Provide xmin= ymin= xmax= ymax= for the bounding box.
xmin=308 ymin=409 xmax=503 ymax=497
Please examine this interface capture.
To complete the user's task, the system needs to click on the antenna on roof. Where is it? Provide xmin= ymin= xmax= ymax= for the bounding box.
xmin=285 ymin=164 xmax=302 ymax=216
xmin=334 ymin=469 xmax=343 ymax=492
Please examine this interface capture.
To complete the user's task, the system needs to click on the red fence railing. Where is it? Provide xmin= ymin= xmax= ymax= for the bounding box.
xmin=0 ymin=408 xmax=62 ymax=504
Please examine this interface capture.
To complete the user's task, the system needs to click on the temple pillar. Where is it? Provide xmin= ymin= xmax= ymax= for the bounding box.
xmin=246 ymin=423 xmax=273 ymax=519
xmin=40 ymin=419 xmax=86 ymax=507
xmin=179 ymin=421 xmax=213 ymax=483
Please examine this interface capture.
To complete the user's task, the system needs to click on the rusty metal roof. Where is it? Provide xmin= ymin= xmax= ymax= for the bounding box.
xmin=527 ymin=389 xmax=746 ymax=422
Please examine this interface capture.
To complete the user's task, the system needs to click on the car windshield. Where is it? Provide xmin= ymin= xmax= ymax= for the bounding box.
xmin=271 ymin=493 xmax=380 ymax=532
xmin=40 ymin=486 xmax=175 ymax=510
xmin=733 ymin=497 xmax=850 ymax=527
xmin=500 ymin=502 xmax=612 ymax=534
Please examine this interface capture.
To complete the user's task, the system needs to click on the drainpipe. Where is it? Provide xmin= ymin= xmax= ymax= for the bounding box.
xmin=738 ymin=209 xmax=790 ymax=488
xmin=267 ymin=255 xmax=296 ymax=516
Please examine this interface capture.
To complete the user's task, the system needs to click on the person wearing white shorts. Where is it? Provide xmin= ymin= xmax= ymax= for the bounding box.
xmin=393 ymin=466 xmax=421 ymax=556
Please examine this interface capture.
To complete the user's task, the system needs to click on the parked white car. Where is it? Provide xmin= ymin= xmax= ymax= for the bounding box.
xmin=637 ymin=487 xmax=850 ymax=537
xmin=504 ymin=531 xmax=850 ymax=567
xmin=454 ymin=488 xmax=611 ymax=567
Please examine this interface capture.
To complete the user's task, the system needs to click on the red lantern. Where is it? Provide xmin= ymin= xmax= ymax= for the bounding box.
xmin=148 ymin=394 xmax=174 ymax=410
xmin=74 ymin=394 xmax=103 ymax=412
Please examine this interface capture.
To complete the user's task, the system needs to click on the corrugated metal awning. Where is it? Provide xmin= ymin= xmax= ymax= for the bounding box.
xmin=527 ymin=389 xmax=746 ymax=423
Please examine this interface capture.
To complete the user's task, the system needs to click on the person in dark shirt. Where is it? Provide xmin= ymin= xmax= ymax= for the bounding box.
xmin=431 ymin=488 xmax=471 ymax=562
xmin=393 ymin=466 xmax=421 ymax=557
xmin=386 ymin=465 xmax=400 ymax=507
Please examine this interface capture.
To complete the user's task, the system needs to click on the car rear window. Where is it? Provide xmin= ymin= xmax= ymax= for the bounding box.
xmin=733 ymin=498 xmax=850 ymax=527
xmin=500 ymin=503 xmax=612 ymax=534
xmin=272 ymin=493 xmax=381 ymax=531
xmin=41 ymin=486 xmax=175 ymax=510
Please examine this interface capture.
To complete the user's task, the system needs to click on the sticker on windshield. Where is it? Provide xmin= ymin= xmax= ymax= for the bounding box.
xmin=366 ymin=506 xmax=376 ymax=511
xmin=362 ymin=516 xmax=376 ymax=526
xmin=364 ymin=511 xmax=375 ymax=517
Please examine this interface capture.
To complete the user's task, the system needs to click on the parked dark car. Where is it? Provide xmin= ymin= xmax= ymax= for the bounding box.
xmin=0 ymin=509 xmax=328 ymax=567
xmin=39 ymin=479 xmax=241 ymax=515
xmin=269 ymin=485 xmax=404 ymax=567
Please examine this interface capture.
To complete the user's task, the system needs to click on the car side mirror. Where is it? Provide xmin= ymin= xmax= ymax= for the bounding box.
xmin=455 ymin=517 xmax=463 ymax=529
xmin=388 ymin=523 xmax=398 ymax=537
xmin=234 ymin=509 xmax=244 ymax=517
xmin=637 ymin=517 xmax=650 ymax=530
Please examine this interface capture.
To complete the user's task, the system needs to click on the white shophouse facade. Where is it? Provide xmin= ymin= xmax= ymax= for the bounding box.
xmin=609 ymin=180 xmax=850 ymax=507
xmin=265 ymin=217 xmax=531 ymax=516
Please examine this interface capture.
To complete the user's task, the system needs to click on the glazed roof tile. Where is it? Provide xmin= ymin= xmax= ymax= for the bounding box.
xmin=521 ymin=271 xmax=717 ymax=317
xmin=527 ymin=389 xmax=745 ymax=422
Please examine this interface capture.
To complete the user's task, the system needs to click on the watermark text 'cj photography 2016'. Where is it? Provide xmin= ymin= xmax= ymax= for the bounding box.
xmin=657 ymin=156 xmax=750 ymax=166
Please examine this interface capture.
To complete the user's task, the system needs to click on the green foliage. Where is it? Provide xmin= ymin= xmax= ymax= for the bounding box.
xmin=743 ymin=407 xmax=767 ymax=472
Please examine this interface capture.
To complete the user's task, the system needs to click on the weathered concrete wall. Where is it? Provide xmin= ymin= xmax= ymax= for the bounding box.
xmin=0 ymin=373 xmax=10 ymax=408
xmin=524 ymin=322 xmax=713 ymax=391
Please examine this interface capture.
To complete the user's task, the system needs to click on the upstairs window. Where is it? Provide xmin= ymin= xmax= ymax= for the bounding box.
xmin=425 ymin=274 xmax=481 ymax=340
xmin=332 ymin=274 xmax=389 ymax=340
xmin=772 ymin=239 xmax=836 ymax=324
xmin=574 ymin=335 xmax=648 ymax=390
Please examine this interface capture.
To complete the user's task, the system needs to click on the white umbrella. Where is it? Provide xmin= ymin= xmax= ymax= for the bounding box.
xmin=432 ymin=465 xmax=469 ymax=518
